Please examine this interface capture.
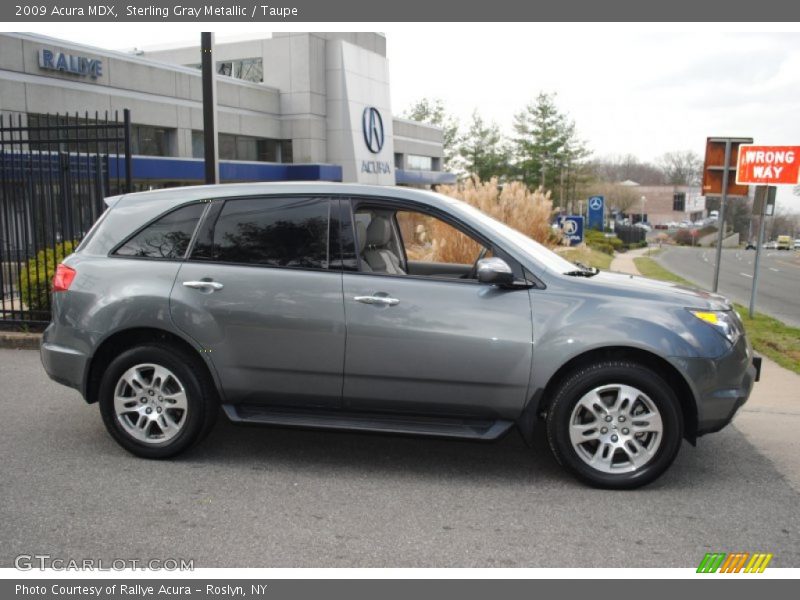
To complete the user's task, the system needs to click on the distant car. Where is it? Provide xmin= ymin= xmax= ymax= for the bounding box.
xmin=764 ymin=241 xmax=779 ymax=250
xmin=679 ymin=221 xmax=690 ymax=229
xmin=745 ymin=242 xmax=756 ymax=250
xmin=794 ymin=239 xmax=800 ymax=250
xmin=777 ymin=235 xmax=792 ymax=251
xmin=693 ymin=220 xmax=705 ymax=227
xmin=634 ymin=222 xmax=651 ymax=232
xmin=666 ymin=221 xmax=679 ymax=229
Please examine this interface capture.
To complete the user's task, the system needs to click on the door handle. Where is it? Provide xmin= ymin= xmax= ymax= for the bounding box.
xmin=354 ymin=295 xmax=399 ymax=306
xmin=183 ymin=280 xmax=224 ymax=291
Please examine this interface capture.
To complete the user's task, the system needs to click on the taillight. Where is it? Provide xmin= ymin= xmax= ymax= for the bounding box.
xmin=52 ymin=264 xmax=76 ymax=292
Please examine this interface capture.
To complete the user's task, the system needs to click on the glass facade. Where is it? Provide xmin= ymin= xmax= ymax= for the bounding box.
xmin=192 ymin=132 xmax=292 ymax=163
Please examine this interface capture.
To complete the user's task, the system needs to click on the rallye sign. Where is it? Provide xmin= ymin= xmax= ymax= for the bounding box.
xmin=736 ymin=145 xmax=800 ymax=185
xmin=38 ymin=49 xmax=102 ymax=79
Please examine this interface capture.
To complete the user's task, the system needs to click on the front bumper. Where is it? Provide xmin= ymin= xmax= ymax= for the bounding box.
xmin=672 ymin=336 xmax=760 ymax=437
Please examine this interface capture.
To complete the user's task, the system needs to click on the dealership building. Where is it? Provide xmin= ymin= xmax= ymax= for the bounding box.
xmin=0 ymin=31 xmax=454 ymax=189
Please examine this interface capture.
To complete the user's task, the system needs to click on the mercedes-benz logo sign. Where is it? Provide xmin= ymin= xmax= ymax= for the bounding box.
xmin=589 ymin=197 xmax=603 ymax=211
xmin=362 ymin=107 xmax=384 ymax=154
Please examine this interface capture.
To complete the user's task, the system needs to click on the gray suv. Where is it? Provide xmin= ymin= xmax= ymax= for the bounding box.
xmin=41 ymin=183 xmax=760 ymax=488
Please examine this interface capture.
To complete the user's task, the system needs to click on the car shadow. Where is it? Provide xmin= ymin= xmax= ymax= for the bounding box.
xmin=179 ymin=409 xmax=578 ymax=487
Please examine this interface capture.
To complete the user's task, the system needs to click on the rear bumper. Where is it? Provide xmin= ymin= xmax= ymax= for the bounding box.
xmin=40 ymin=335 xmax=89 ymax=394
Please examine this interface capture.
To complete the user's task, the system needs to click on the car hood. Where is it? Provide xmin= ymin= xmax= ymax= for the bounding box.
xmin=572 ymin=270 xmax=732 ymax=311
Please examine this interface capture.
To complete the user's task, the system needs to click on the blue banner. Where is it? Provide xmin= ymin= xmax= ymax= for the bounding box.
xmin=588 ymin=195 xmax=604 ymax=230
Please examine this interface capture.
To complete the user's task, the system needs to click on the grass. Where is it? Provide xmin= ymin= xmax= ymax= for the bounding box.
xmin=634 ymin=256 xmax=800 ymax=374
xmin=633 ymin=256 xmax=694 ymax=286
xmin=558 ymin=246 xmax=614 ymax=271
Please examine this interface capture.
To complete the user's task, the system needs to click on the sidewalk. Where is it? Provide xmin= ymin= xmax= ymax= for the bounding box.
xmin=610 ymin=247 xmax=800 ymax=492
xmin=608 ymin=246 xmax=652 ymax=274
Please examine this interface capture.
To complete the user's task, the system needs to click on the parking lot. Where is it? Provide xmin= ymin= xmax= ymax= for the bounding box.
xmin=2 ymin=347 xmax=799 ymax=568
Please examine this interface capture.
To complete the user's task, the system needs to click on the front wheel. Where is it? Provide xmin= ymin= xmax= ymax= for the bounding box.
xmin=99 ymin=344 xmax=217 ymax=459
xmin=546 ymin=360 xmax=683 ymax=489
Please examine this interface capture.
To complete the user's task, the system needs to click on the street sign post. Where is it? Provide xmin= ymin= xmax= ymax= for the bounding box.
xmin=587 ymin=195 xmax=604 ymax=230
xmin=702 ymin=136 xmax=753 ymax=293
xmin=562 ymin=216 xmax=584 ymax=246
xmin=748 ymin=187 xmax=777 ymax=318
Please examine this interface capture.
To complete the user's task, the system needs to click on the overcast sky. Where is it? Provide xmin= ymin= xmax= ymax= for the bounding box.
xmin=9 ymin=23 xmax=800 ymax=206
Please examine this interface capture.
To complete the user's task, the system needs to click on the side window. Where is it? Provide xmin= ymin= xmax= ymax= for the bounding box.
xmin=394 ymin=210 xmax=491 ymax=266
xmin=197 ymin=197 xmax=330 ymax=269
xmin=114 ymin=203 xmax=205 ymax=259
xmin=352 ymin=205 xmax=492 ymax=280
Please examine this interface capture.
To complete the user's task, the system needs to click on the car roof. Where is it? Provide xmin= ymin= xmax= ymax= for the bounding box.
xmin=107 ymin=182 xmax=451 ymax=211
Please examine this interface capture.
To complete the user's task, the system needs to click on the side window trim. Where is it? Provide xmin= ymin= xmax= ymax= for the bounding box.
xmin=347 ymin=197 xmax=525 ymax=284
xmin=186 ymin=194 xmax=335 ymax=272
xmin=109 ymin=201 xmax=209 ymax=261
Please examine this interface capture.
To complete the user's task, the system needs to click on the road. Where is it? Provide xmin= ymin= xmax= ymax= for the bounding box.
xmin=2 ymin=348 xmax=799 ymax=568
xmin=657 ymin=247 xmax=800 ymax=327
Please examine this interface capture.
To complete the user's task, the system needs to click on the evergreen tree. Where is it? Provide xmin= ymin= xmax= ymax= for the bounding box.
xmin=458 ymin=111 xmax=510 ymax=181
xmin=512 ymin=92 xmax=589 ymax=204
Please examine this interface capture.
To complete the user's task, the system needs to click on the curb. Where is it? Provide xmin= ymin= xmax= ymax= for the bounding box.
xmin=0 ymin=332 xmax=42 ymax=350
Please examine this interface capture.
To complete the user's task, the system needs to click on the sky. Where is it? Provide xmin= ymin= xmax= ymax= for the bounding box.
xmin=8 ymin=23 xmax=800 ymax=207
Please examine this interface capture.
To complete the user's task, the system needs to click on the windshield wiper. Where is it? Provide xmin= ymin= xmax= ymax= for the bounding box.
xmin=564 ymin=262 xmax=599 ymax=277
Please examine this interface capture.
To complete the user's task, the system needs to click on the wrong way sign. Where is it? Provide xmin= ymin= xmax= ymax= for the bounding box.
xmin=736 ymin=145 xmax=800 ymax=185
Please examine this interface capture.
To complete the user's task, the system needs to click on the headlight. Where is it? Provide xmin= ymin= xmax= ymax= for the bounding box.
xmin=688 ymin=309 xmax=743 ymax=344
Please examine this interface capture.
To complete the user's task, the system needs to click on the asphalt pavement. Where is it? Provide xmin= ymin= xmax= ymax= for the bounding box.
xmin=656 ymin=247 xmax=800 ymax=327
xmin=2 ymin=348 xmax=799 ymax=568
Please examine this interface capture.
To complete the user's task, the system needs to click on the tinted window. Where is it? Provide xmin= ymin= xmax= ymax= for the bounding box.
xmin=114 ymin=203 xmax=205 ymax=259
xmin=204 ymin=197 xmax=330 ymax=269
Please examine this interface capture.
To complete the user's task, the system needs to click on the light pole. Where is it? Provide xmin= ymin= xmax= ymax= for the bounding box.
xmin=640 ymin=196 xmax=646 ymax=225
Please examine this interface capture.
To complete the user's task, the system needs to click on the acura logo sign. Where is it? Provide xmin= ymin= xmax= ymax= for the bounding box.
xmin=362 ymin=107 xmax=384 ymax=154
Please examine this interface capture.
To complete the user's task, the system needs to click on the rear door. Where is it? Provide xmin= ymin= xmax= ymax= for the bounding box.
xmin=170 ymin=195 xmax=345 ymax=409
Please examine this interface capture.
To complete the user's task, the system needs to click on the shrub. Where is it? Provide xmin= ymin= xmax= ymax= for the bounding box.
xmin=425 ymin=178 xmax=557 ymax=264
xmin=18 ymin=241 xmax=77 ymax=313
xmin=674 ymin=229 xmax=700 ymax=246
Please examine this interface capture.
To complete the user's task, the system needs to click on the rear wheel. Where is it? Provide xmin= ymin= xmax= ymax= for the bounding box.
xmin=546 ymin=360 xmax=683 ymax=489
xmin=99 ymin=344 xmax=217 ymax=458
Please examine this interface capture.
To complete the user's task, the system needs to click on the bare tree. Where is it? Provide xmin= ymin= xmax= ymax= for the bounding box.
xmin=658 ymin=150 xmax=702 ymax=186
xmin=589 ymin=154 xmax=665 ymax=185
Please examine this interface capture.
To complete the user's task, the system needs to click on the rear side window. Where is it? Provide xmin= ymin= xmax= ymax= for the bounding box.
xmin=114 ymin=203 xmax=205 ymax=259
xmin=196 ymin=197 xmax=330 ymax=269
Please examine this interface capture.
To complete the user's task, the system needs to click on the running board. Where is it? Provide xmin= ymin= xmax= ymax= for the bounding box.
xmin=223 ymin=404 xmax=513 ymax=441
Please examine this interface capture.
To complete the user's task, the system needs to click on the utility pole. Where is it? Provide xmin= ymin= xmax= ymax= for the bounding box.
xmin=201 ymin=32 xmax=219 ymax=184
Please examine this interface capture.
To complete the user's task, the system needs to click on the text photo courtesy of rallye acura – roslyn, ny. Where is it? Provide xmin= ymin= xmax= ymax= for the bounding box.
xmin=16 ymin=584 xmax=261 ymax=597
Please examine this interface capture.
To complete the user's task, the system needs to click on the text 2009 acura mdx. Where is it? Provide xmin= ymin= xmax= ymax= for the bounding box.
xmin=41 ymin=183 xmax=760 ymax=488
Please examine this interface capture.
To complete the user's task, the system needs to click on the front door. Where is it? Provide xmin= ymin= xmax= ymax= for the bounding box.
xmin=341 ymin=202 xmax=533 ymax=417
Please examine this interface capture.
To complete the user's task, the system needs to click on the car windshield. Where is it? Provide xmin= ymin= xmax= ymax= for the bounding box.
xmin=436 ymin=194 xmax=580 ymax=274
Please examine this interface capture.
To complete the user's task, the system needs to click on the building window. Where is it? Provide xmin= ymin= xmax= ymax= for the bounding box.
xmin=394 ymin=153 xmax=404 ymax=169
xmin=189 ymin=58 xmax=263 ymax=83
xmin=132 ymin=125 xmax=173 ymax=156
xmin=192 ymin=132 xmax=292 ymax=163
xmin=406 ymin=155 xmax=433 ymax=171
xmin=673 ymin=192 xmax=686 ymax=212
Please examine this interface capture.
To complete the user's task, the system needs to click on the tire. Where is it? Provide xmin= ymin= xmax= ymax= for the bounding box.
xmin=546 ymin=360 xmax=683 ymax=489
xmin=99 ymin=344 xmax=218 ymax=459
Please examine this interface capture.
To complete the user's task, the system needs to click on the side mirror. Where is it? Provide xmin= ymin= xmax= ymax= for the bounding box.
xmin=476 ymin=257 xmax=515 ymax=287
